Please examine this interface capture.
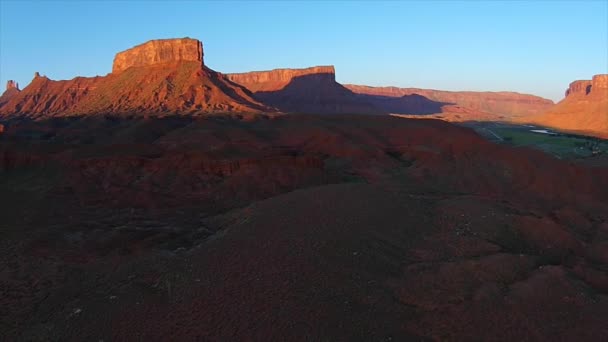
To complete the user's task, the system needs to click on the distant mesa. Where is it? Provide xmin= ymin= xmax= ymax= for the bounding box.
xmin=346 ymin=84 xmax=554 ymax=119
xmin=227 ymin=66 xmax=336 ymax=92
xmin=112 ymin=37 xmax=204 ymax=73
xmin=228 ymin=66 xmax=381 ymax=114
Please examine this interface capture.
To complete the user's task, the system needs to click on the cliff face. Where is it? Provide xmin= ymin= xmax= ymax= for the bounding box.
xmin=6 ymin=80 xmax=19 ymax=91
xmin=529 ymin=74 xmax=608 ymax=138
xmin=565 ymin=80 xmax=592 ymax=97
xmin=226 ymin=66 xmax=336 ymax=92
xmin=346 ymin=84 xmax=554 ymax=119
xmin=0 ymin=38 xmax=269 ymax=117
xmin=227 ymin=66 xmax=379 ymax=114
xmin=592 ymin=74 xmax=608 ymax=93
xmin=112 ymin=38 xmax=204 ymax=73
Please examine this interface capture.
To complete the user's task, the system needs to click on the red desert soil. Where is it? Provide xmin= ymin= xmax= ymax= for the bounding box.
xmin=1 ymin=114 xmax=607 ymax=340
xmin=519 ymin=74 xmax=608 ymax=139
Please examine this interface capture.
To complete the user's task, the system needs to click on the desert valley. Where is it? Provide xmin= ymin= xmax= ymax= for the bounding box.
xmin=1 ymin=32 xmax=608 ymax=341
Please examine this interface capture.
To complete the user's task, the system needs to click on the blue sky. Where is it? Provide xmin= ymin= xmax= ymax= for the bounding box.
xmin=1 ymin=1 xmax=607 ymax=101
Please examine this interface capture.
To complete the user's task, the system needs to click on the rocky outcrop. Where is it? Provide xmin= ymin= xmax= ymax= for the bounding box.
xmin=112 ymin=38 xmax=204 ymax=73
xmin=6 ymin=80 xmax=19 ymax=91
xmin=592 ymin=74 xmax=608 ymax=91
xmin=226 ymin=66 xmax=336 ymax=92
xmin=527 ymin=74 xmax=608 ymax=138
xmin=0 ymin=80 xmax=22 ymax=107
xmin=565 ymin=80 xmax=592 ymax=97
xmin=564 ymin=75 xmax=608 ymax=98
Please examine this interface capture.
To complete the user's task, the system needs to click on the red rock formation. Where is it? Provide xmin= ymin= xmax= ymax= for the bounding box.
xmin=226 ymin=66 xmax=336 ymax=92
xmin=346 ymin=84 xmax=554 ymax=119
xmin=565 ymin=80 xmax=592 ymax=97
xmin=592 ymin=74 xmax=608 ymax=93
xmin=6 ymin=80 xmax=19 ymax=91
xmin=112 ymin=38 xmax=204 ymax=73
xmin=526 ymin=74 xmax=608 ymax=138
xmin=0 ymin=38 xmax=269 ymax=116
xmin=0 ymin=80 xmax=21 ymax=107
xmin=227 ymin=66 xmax=379 ymax=114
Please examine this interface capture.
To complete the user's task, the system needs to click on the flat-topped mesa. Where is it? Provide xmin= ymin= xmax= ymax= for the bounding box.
xmin=6 ymin=80 xmax=19 ymax=91
xmin=226 ymin=66 xmax=336 ymax=92
xmin=112 ymin=38 xmax=204 ymax=73
xmin=565 ymin=80 xmax=592 ymax=97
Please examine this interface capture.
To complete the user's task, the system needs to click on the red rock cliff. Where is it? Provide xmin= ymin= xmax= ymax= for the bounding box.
xmin=226 ymin=66 xmax=336 ymax=92
xmin=346 ymin=84 xmax=554 ymax=118
xmin=112 ymin=38 xmax=204 ymax=73
xmin=6 ymin=80 xmax=19 ymax=91
xmin=592 ymin=74 xmax=608 ymax=93
xmin=565 ymin=80 xmax=592 ymax=97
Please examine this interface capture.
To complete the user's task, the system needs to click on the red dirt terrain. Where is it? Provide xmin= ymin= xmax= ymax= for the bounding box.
xmin=1 ymin=114 xmax=608 ymax=340
xmin=520 ymin=74 xmax=608 ymax=138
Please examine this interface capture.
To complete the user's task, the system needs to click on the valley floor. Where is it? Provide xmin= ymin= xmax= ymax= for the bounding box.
xmin=1 ymin=114 xmax=607 ymax=340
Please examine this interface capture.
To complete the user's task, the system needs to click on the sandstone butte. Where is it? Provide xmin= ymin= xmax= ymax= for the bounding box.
xmin=0 ymin=38 xmax=268 ymax=117
xmin=520 ymin=74 xmax=608 ymax=139
xmin=226 ymin=66 xmax=380 ymax=114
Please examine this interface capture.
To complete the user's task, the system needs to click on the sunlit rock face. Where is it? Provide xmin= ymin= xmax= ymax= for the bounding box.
xmin=112 ymin=37 xmax=204 ymax=73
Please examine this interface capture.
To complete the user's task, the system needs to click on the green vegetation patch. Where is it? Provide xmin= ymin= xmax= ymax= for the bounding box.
xmin=493 ymin=127 xmax=608 ymax=159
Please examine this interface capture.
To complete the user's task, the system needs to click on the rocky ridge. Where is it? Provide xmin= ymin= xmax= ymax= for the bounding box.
xmin=0 ymin=38 xmax=268 ymax=117
xmin=345 ymin=84 xmax=554 ymax=119
xmin=526 ymin=74 xmax=608 ymax=138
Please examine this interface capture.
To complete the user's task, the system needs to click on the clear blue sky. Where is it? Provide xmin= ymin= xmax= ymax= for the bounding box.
xmin=1 ymin=1 xmax=607 ymax=101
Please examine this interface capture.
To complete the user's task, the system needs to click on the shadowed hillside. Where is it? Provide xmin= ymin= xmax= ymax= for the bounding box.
xmin=1 ymin=114 xmax=607 ymax=340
